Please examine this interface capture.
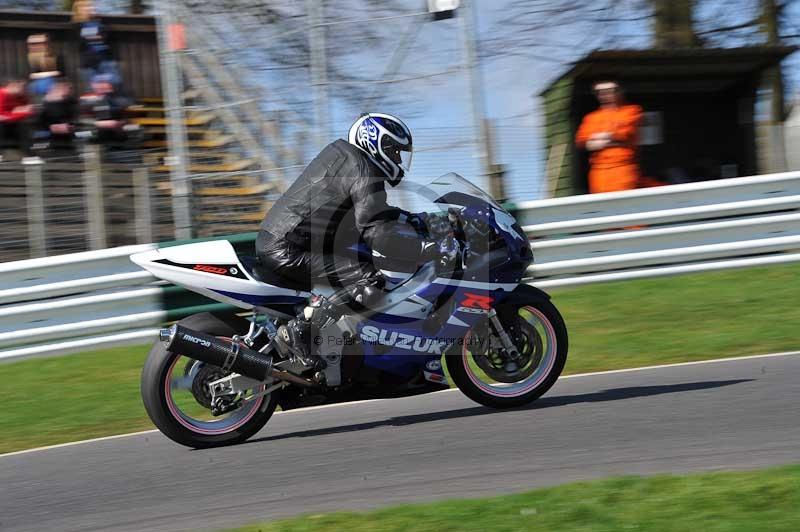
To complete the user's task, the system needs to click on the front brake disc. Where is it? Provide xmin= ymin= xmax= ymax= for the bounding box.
xmin=473 ymin=314 xmax=542 ymax=383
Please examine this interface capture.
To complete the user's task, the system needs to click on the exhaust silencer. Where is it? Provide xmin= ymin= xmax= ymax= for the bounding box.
xmin=160 ymin=324 xmax=275 ymax=381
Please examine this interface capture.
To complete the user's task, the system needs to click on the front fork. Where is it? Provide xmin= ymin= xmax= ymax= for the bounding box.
xmin=487 ymin=308 xmax=522 ymax=368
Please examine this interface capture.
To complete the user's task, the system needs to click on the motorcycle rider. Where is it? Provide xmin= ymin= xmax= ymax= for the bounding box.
xmin=257 ymin=113 xmax=457 ymax=369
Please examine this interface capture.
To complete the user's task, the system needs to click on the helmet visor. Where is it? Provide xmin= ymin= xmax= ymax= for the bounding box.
xmin=382 ymin=136 xmax=413 ymax=175
xmin=399 ymin=148 xmax=413 ymax=174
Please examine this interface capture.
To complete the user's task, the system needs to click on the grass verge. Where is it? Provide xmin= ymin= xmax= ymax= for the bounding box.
xmin=226 ymin=465 xmax=800 ymax=532
xmin=554 ymin=262 xmax=800 ymax=373
xmin=1 ymin=345 xmax=150 ymax=454
xmin=2 ymin=263 xmax=799 ymax=454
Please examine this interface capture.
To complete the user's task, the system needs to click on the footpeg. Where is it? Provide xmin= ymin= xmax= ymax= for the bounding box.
xmin=275 ymin=323 xmax=326 ymax=370
xmin=273 ymin=325 xmax=294 ymax=358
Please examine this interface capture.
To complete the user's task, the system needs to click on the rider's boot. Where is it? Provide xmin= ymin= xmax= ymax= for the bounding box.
xmin=274 ymin=280 xmax=383 ymax=369
xmin=274 ymin=296 xmax=342 ymax=369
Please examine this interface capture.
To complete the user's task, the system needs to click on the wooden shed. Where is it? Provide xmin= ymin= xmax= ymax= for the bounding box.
xmin=0 ymin=9 xmax=161 ymax=99
xmin=541 ymin=46 xmax=796 ymax=197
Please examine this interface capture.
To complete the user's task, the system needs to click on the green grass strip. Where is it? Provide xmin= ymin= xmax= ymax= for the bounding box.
xmin=554 ymin=262 xmax=800 ymax=373
xmin=227 ymin=465 xmax=800 ymax=532
xmin=1 ymin=345 xmax=150 ymax=454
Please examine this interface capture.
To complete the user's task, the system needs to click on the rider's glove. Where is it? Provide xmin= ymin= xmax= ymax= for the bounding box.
xmin=400 ymin=212 xmax=429 ymax=235
xmin=407 ymin=213 xmax=429 ymax=233
xmin=439 ymin=234 xmax=460 ymax=264
xmin=421 ymin=239 xmax=440 ymax=262
xmin=421 ymin=235 xmax=461 ymax=269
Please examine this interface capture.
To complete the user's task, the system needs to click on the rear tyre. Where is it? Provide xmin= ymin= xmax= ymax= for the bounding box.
xmin=446 ymin=297 xmax=568 ymax=409
xmin=141 ymin=312 xmax=278 ymax=449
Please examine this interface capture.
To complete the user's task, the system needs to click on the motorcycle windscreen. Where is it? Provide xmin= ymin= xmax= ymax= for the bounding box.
xmin=429 ymin=173 xmax=504 ymax=210
xmin=390 ymin=173 xmax=505 ymax=215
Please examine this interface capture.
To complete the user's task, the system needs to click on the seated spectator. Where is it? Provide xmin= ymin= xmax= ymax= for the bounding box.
xmin=0 ymin=78 xmax=35 ymax=161
xmin=32 ymin=79 xmax=79 ymax=155
xmin=81 ymin=74 xmax=133 ymax=146
xmin=74 ymin=0 xmax=121 ymax=88
xmin=27 ymin=33 xmax=64 ymax=100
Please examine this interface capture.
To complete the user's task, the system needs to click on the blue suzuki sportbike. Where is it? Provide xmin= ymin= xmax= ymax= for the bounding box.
xmin=132 ymin=173 xmax=568 ymax=448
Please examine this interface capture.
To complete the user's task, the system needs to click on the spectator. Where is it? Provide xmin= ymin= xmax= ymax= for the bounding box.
xmin=0 ymin=78 xmax=35 ymax=161
xmin=26 ymin=33 xmax=64 ymax=100
xmin=575 ymin=81 xmax=643 ymax=194
xmin=73 ymin=0 xmax=121 ymax=88
xmin=81 ymin=74 xmax=132 ymax=146
xmin=33 ymin=79 xmax=79 ymax=155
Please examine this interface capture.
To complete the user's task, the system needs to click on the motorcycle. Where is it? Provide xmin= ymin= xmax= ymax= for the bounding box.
xmin=131 ymin=173 xmax=568 ymax=448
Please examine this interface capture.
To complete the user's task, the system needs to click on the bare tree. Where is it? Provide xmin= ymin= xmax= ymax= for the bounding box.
xmin=179 ymin=0 xmax=455 ymax=111
xmin=487 ymin=0 xmax=799 ymax=58
xmin=130 ymin=0 xmax=145 ymax=14
xmin=653 ymin=0 xmax=699 ymax=47
xmin=483 ymin=0 xmax=653 ymax=63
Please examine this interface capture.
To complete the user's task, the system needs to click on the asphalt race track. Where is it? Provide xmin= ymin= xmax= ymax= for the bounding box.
xmin=2 ymin=353 xmax=799 ymax=532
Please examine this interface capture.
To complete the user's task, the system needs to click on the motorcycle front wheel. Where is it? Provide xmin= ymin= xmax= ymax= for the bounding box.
xmin=446 ymin=297 xmax=568 ymax=409
xmin=141 ymin=312 xmax=279 ymax=449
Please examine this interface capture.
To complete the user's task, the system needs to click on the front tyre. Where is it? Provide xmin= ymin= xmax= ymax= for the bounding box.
xmin=446 ymin=297 xmax=568 ymax=409
xmin=141 ymin=313 xmax=278 ymax=448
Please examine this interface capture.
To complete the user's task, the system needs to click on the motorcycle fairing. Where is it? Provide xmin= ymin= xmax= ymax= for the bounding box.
xmin=131 ymin=240 xmax=310 ymax=310
xmin=358 ymin=279 xmax=515 ymax=378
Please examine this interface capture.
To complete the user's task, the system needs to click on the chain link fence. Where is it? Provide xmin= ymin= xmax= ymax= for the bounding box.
xmin=0 ymin=132 xmax=541 ymax=265
xmin=4 ymin=1 xmax=796 ymax=262
xmin=0 ymin=0 xmax=541 ymax=262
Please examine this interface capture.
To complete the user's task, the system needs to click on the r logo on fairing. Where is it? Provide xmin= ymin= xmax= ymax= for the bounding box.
xmin=360 ymin=325 xmax=446 ymax=354
xmin=457 ymin=293 xmax=494 ymax=314
xmin=460 ymin=293 xmax=494 ymax=309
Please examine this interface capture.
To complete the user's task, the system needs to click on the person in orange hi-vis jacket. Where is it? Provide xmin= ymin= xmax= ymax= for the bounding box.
xmin=575 ymin=81 xmax=643 ymax=194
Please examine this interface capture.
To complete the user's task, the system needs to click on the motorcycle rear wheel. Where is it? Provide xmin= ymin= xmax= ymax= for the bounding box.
xmin=446 ymin=297 xmax=568 ymax=409
xmin=141 ymin=312 xmax=278 ymax=449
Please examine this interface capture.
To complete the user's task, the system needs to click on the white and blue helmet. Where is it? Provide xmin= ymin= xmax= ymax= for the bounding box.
xmin=348 ymin=113 xmax=413 ymax=186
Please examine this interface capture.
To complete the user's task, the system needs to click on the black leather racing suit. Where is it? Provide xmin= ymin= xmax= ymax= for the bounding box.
xmin=257 ymin=138 xmax=425 ymax=294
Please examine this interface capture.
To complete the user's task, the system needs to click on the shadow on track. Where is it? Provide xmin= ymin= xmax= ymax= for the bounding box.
xmin=244 ymin=379 xmax=753 ymax=445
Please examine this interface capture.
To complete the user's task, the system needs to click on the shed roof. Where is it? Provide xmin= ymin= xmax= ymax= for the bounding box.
xmin=540 ymin=46 xmax=797 ymax=97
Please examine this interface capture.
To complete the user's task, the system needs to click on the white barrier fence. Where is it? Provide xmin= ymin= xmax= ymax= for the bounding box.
xmin=0 ymin=245 xmax=163 ymax=361
xmin=2 ymin=171 xmax=799 ymax=362
xmin=518 ymin=171 xmax=800 ymax=287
